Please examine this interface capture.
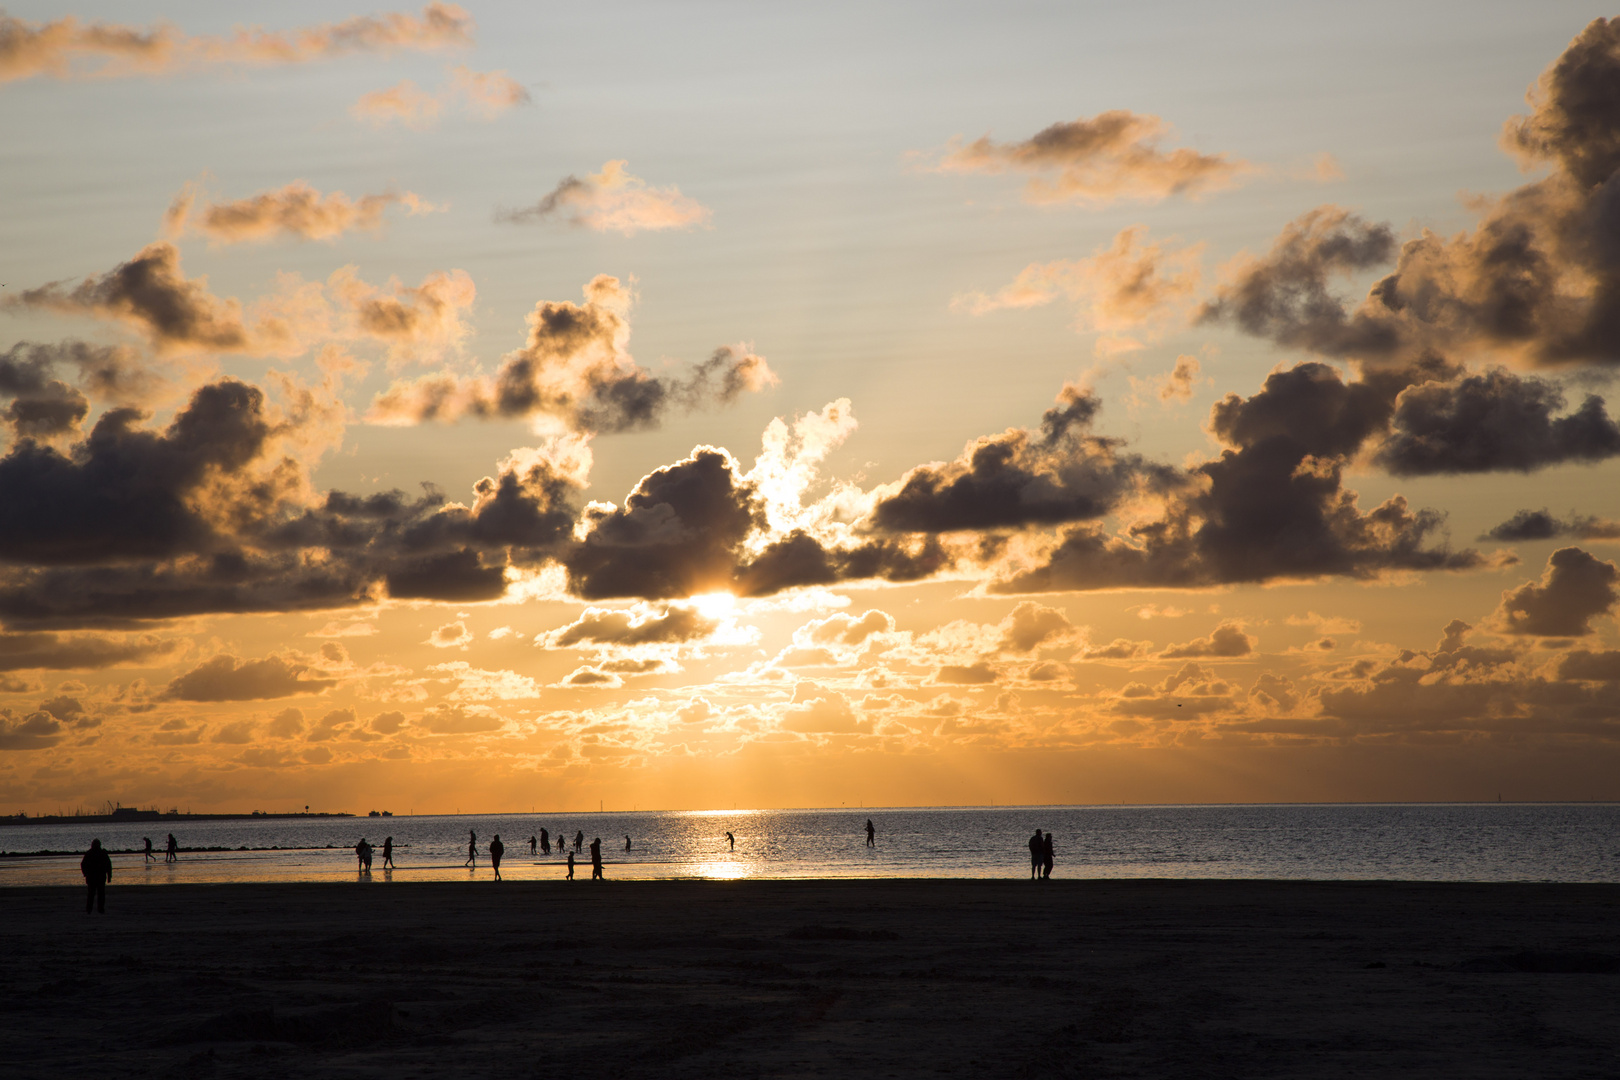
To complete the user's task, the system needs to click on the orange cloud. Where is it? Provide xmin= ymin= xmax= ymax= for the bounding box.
xmin=496 ymin=160 xmax=712 ymax=235
xmin=353 ymin=65 xmax=528 ymax=128
xmin=164 ymin=181 xmax=441 ymax=244
xmin=934 ymin=111 xmax=1249 ymax=205
xmin=0 ymin=4 xmax=473 ymax=83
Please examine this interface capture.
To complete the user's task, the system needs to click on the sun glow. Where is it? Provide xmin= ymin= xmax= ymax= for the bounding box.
xmin=688 ymin=591 xmax=738 ymax=620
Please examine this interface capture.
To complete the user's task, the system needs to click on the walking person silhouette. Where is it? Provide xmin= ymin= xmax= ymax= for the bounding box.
xmin=574 ymin=830 xmax=584 ymax=853
xmin=382 ymin=837 xmax=394 ymax=869
xmin=540 ymin=828 xmax=550 ymax=854
xmin=465 ymin=830 xmax=477 ymax=868
xmin=566 ymin=850 xmax=575 ymax=880
xmin=1028 ymin=829 xmax=1043 ymax=880
xmin=490 ymin=835 xmax=504 ymax=881
xmin=165 ymin=833 xmax=178 ymax=863
xmin=143 ymin=837 xmax=154 ymax=863
xmin=624 ymin=834 xmax=632 ymax=853
xmin=529 ymin=835 xmax=537 ymax=856
xmin=865 ymin=819 xmax=875 ymax=847
xmin=589 ymin=836 xmax=604 ymax=880
xmin=81 ymin=839 xmax=112 ymax=914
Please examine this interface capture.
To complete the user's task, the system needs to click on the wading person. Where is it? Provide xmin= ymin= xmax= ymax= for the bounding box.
xmin=81 ymin=839 xmax=112 ymax=914
xmin=165 ymin=833 xmax=178 ymax=863
xmin=865 ymin=819 xmax=875 ymax=847
xmin=382 ymin=836 xmax=394 ymax=869
xmin=540 ymin=828 xmax=550 ymax=855
xmin=465 ymin=830 xmax=477 ymax=868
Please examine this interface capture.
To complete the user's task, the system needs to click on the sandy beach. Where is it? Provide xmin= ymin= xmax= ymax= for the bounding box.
xmin=6 ymin=878 xmax=1618 ymax=1078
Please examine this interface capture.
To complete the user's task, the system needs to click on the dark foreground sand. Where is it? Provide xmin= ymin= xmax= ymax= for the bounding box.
xmin=5 ymin=878 xmax=1618 ymax=1079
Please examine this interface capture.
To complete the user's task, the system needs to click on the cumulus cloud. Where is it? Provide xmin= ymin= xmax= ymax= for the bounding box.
xmin=353 ymin=65 xmax=528 ymax=127
xmin=544 ymin=604 xmax=720 ymax=648
xmin=869 ymin=385 xmax=1177 ymax=533
xmin=997 ymin=602 xmax=1074 ymax=653
xmin=953 ymin=227 xmax=1201 ymax=354
xmin=0 ymin=632 xmax=182 ymax=671
xmin=496 ymin=161 xmax=711 ymax=235
xmin=164 ymin=180 xmax=440 ymax=244
xmin=780 ymin=683 xmax=866 ymax=734
xmin=368 ymin=276 xmax=774 ymax=432
xmin=1204 ymin=21 xmax=1620 ymax=370
xmin=0 ymin=710 xmax=63 ymax=749
xmin=0 ymin=4 xmax=472 ymax=83
xmin=934 ymin=111 xmax=1248 ymax=205
xmin=163 ymin=652 xmax=338 ymax=701
xmin=426 ymin=620 xmax=472 ymax=649
xmin=1160 ymin=620 xmax=1255 ymax=658
xmin=1482 ymin=509 xmax=1620 ymax=543
xmin=1376 ymin=369 xmax=1620 ymax=475
xmin=6 ymin=242 xmax=268 ymax=355
xmin=1493 ymin=547 xmax=1618 ymax=636
xmin=1154 ymin=355 xmax=1202 ymax=403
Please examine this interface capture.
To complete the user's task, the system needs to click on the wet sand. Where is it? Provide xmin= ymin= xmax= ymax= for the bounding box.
xmin=6 ymin=878 xmax=1618 ymax=1078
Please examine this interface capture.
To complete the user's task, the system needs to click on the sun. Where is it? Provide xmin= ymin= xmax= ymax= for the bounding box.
xmin=688 ymin=591 xmax=738 ymax=620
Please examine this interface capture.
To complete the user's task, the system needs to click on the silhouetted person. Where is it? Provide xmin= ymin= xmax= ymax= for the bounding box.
xmin=590 ymin=836 xmax=603 ymax=880
xmin=1028 ymin=829 xmax=1043 ymax=880
xmin=624 ymin=834 xmax=632 ymax=853
xmin=529 ymin=835 xmax=537 ymax=855
xmin=165 ymin=833 xmax=178 ymax=863
xmin=490 ymin=835 xmax=504 ymax=881
xmin=143 ymin=837 xmax=154 ymax=863
xmin=566 ymin=851 xmax=575 ymax=880
xmin=540 ymin=828 xmax=550 ymax=854
xmin=1042 ymin=831 xmax=1055 ymax=880
xmin=574 ymin=830 xmax=584 ymax=853
xmin=81 ymin=839 xmax=111 ymax=914
xmin=382 ymin=837 xmax=394 ymax=869
xmin=865 ymin=819 xmax=875 ymax=847
xmin=726 ymin=831 xmax=735 ymax=852
xmin=466 ymin=830 xmax=477 ymax=867
xmin=355 ymin=838 xmax=373 ymax=871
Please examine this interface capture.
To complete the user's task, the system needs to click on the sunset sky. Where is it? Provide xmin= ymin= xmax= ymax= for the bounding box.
xmin=3 ymin=1 xmax=1620 ymax=814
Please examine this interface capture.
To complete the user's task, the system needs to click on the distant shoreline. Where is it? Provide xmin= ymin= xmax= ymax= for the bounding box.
xmin=0 ymin=811 xmax=354 ymax=828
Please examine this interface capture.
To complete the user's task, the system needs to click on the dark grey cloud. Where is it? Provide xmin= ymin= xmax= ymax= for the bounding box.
xmin=1494 ymin=546 xmax=1619 ymax=636
xmin=163 ymin=653 xmax=338 ymax=702
xmin=1557 ymin=650 xmax=1620 ymax=680
xmin=1482 ymin=509 xmax=1620 ymax=543
xmin=995 ymin=361 xmax=1483 ymax=593
xmin=869 ymin=388 xmax=1179 ymax=533
xmin=1376 ymin=369 xmax=1620 ymax=475
xmin=1203 ymin=22 xmax=1620 ymax=370
xmin=6 ymin=243 xmax=255 ymax=354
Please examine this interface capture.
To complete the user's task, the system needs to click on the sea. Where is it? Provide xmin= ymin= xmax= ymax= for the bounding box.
xmin=3 ymin=803 xmax=1617 ymax=887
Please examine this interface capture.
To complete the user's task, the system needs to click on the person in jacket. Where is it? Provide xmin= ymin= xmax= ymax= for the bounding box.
xmin=81 ymin=839 xmax=112 ymax=914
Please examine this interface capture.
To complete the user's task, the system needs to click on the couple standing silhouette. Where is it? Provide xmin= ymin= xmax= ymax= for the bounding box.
xmin=1028 ymin=829 xmax=1054 ymax=880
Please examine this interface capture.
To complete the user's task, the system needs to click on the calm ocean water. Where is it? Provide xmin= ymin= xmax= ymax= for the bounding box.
xmin=3 ymin=804 xmax=1616 ymax=887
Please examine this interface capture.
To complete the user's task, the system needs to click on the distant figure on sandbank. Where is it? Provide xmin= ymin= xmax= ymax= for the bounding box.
xmin=355 ymin=838 xmax=372 ymax=871
xmin=865 ymin=819 xmax=875 ymax=847
xmin=539 ymin=828 xmax=550 ymax=854
xmin=466 ymin=830 xmax=477 ymax=868
xmin=726 ymin=831 xmax=734 ymax=852
xmin=574 ymin=830 xmax=584 ymax=853
xmin=81 ymin=839 xmax=112 ymax=914
xmin=143 ymin=837 xmax=154 ymax=863
xmin=590 ymin=836 xmax=603 ymax=880
xmin=165 ymin=833 xmax=178 ymax=863
xmin=566 ymin=850 xmax=575 ymax=880
xmin=490 ymin=835 xmax=504 ymax=881
xmin=624 ymin=834 xmax=632 ymax=853
xmin=1028 ymin=829 xmax=1043 ymax=880
xmin=382 ymin=837 xmax=394 ymax=869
